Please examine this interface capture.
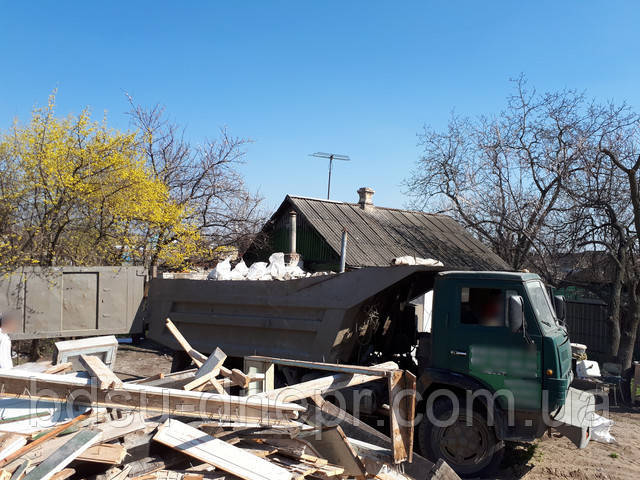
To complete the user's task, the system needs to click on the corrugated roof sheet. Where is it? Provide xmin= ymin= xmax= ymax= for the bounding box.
xmin=287 ymin=195 xmax=509 ymax=271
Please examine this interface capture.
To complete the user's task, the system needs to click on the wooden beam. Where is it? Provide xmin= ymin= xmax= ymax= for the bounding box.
xmin=0 ymin=435 xmax=26 ymax=463
xmin=0 ymin=370 xmax=303 ymax=427
xmin=183 ymin=348 xmax=227 ymax=393
xmin=76 ymin=443 xmax=127 ymax=465
xmin=48 ymin=469 xmax=74 ymax=480
xmin=9 ymin=461 xmax=29 ymax=480
xmin=302 ymin=426 xmax=365 ymax=477
xmin=43 ymin=363 xmax=72 ymax=375
xmin=0 ymin=411 xmax=93 ymax=468
xmin=166 ymin=319 xmax=249 ymax=388
xmin=79 ymin=355 xmax=123 ymax=389
xmin=153 ymin=419 xmax=293 ymax=480
xmin=22 ymin=429 xmax=101 ymax=480
xmin=259 ymin=362 xmax=397 ymax=403
xmin=246 ymin=356 xmax=399 ymax=377
xmin=165 ymin=319 xmax=207 ymax=366
xmin=388 ymin=370 xmax=416 ymax=463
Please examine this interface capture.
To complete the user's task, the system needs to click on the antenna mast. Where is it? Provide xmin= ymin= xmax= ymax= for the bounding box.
xmin=309 ymin=152 xmax=351 ymax=199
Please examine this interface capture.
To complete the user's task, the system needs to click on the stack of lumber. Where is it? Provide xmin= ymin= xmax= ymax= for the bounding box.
xmin=0 ymin=320 xmax=458 ymax=480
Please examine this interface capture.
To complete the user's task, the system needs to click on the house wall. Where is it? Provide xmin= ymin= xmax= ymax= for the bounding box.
xmin=248 ymin=209 xmax=341 ymax=272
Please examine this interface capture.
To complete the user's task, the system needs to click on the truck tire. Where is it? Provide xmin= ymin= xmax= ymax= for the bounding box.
xmin=419 ymin=396 xmax=504 ymax=478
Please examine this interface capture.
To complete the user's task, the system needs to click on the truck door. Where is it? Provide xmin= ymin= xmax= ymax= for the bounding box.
xmin=448 ymin=284 xmax=541 ymax=411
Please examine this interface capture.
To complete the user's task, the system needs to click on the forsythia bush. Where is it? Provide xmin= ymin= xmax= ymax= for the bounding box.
xmin=0 ymin=94 xmax=203 ymax=271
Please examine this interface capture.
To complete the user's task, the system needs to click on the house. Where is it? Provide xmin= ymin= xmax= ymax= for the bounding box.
xmin=244 ymin=187 xmax=508 ymax=272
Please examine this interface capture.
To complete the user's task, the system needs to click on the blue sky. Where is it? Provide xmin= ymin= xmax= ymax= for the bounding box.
xmin=1 ymin=1 xmax=638 ymax=212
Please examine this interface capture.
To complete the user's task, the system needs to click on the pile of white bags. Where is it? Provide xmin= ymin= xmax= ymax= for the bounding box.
xmin=208 ymin=253 xmax=311 ymax=281
xmin=588 ymin=412 xmax=616 ymax=443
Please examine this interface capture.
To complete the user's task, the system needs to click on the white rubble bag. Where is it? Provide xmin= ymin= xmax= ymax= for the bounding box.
xmin=267 ymin=253 xmax=287 ymax=279
xmin=246 ymin=262 xmax=268 ymax=280
xmin=391 ymin=256 xmax=444 ymax=267
xmin=576 ymin=360 xmax=601 ymax=378
xmin=207 ymin=258 xmax=232 ymax=280
xmin=230 ymin=260 xmax=249 ymax=280
xmin=588 ymin=412 xmax=616 ymax=443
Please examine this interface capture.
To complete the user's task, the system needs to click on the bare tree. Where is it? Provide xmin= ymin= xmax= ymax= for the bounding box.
xmin=407 ymin=77 xmax=640 ymax=369
xmin=126 ymin=98 xmax=265 ymax=266
xmin=406 ymin=77 xmax=595 ymax=277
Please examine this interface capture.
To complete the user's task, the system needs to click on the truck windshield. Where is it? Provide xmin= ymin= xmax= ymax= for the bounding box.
xmin=525 ymin=280 xmax=558 ymax=333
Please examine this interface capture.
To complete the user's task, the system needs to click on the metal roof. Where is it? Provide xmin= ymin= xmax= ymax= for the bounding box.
xmin=285 ymin=195 xmax=509 ymax=271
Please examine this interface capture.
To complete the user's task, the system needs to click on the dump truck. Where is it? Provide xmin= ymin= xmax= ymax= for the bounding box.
xmin=147 ymin=265 xmax=594 ymax=477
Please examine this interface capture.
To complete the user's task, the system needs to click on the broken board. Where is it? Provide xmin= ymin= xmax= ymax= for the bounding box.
xmin=153 ymin=419 xmax=292 ymax=480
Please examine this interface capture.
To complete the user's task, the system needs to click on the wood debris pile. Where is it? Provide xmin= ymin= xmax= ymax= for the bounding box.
xmin=0 ymin=320 xmax=458 ymax=480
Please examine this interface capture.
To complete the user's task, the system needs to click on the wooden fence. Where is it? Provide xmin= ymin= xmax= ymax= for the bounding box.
xmin=564 ymin=298 xmax=640 ymax=359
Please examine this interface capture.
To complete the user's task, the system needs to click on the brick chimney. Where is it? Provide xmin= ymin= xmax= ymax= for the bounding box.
xmin=357 ymin=187 xmax=375 ymax=211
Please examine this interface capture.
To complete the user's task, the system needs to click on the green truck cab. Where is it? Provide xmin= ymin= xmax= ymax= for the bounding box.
xmin=417 ymin=271 xmax=593 ymax=476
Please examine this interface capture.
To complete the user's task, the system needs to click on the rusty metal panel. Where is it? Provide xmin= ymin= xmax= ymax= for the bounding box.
xmin=0 ymin=267 xmax=146 ymax=340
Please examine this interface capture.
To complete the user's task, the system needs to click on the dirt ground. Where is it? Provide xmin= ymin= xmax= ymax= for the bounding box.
xmin=115 ymin=340 xmax=640 ymax=480
xmin=493 ymin=408 xmax=640 ymax=480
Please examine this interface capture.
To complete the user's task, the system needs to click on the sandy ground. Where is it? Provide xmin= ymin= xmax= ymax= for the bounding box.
xmin=493 ymin=408 xmax=640 ymax=480
xmin=115 ymin=340 xmax=640 ymax=480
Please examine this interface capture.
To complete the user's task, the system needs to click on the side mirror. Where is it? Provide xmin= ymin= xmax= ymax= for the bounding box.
xmin=508 ymin=295 xmax=524 ymax=333
xmin=554 ymin=295 xmax=566 ymax=321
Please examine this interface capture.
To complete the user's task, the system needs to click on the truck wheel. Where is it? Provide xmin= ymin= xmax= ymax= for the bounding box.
xmin=419 ymin=397 xmax=504 ymax=478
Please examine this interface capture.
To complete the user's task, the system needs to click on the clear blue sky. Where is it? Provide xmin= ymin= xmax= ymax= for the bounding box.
xmin=1 ymin=1 xmax=638 ymax=212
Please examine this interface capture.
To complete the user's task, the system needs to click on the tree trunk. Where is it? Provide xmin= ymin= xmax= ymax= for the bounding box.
xmin=618 ymin=283 xmax=640 ymax=371
xmin=607 ymin=252 xmax=626 ymax=361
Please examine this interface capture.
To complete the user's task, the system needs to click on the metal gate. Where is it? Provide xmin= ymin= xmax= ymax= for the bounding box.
xmin=0 ymin=266 xmax=146 ymax=340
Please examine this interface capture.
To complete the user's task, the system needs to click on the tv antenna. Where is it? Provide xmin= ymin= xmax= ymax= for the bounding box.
xmin=309 ymin=152 xmax=351 ymax=199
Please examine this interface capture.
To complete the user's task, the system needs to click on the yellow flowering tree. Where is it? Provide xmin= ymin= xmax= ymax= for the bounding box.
xmin=0 ymin=94 xmax=202 ymax=271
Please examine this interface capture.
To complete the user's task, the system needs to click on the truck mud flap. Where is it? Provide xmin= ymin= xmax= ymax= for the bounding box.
xmin=551 ymin=387 xmax=595 ymax=448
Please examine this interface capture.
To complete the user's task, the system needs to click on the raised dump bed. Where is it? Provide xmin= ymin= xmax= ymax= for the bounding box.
xmin=147 ymin=265 xmax=442 ymax=363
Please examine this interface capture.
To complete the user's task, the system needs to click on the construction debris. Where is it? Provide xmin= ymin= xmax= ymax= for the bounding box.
xmin=0 ymin=324 xmax=458 ymax=480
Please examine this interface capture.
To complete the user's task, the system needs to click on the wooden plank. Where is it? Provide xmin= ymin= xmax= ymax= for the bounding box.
xmin=244 ymin=359 xmax=274 ymax=395
xmin=0 ymin=410 xmax=93 ymax=468
xmin=152 ymin=419 xmax=293 ymax=480
xmin=9 ymin=461 xmax=29 ymax=480
xmin=130 ymin=372 xmax=164 ymax=384
xmin=259 ymin=362 xmax=397 ymax=403
xmin=5 ymin=412 xmax=145 ymax=471
xmin=184 ymin=348 xmax=227 ymax=393
xmin=309 ymin=399 xmax=434 ymax=479
xmin=388 ymin=370 xmax=416 ymax=463
xmin=22 ymin=429 xmax=101 ymax=480
xmin=106 ymin=464 xmax=131 ymax=480
xmin=0 ymin=435 xmax=26 ymax=462
xmin=48 ymin=469 xmax=74 ymax=480
xmin=43 ymin=364 xmax=72 ymax=375
xmin=246 ymin=356 xmax=398 ymax=377
xmin=166 ymin=319 xmax=248 ymax=388
xmin=165 ymin=319 xmax=207 ymax=367
xmin=77 ymin=443 xmax=127 ymax=464
xmin=429 ymin=459 xmax=461 ymax=480
xmin=302 ymin=426 xmax=365 ymax=477
xmin=0 ymin=370 xmax=303 ymax=426
xmin=79 ymin=355 xmax=123 ymax=389
xmin=195 ymin=348 xmax=227 ymax=379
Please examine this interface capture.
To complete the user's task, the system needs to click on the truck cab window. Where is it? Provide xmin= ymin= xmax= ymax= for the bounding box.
xmin=460 ymin=287 xmax=505 ymax=326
